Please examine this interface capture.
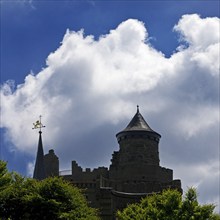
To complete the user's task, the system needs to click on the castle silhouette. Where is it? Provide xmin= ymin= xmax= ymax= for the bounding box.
xmin=33 ymin=106 xmax=182 ymax=219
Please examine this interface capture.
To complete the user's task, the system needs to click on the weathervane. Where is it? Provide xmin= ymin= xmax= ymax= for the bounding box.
xmin=32 ymin=115 xmax=46 ymax=132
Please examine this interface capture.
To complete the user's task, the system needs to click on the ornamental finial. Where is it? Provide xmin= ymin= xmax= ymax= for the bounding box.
xmin=137 ymin=105 xmax=139 ymax=113
xmin=32 ymin=115 xmax=46 ymax=132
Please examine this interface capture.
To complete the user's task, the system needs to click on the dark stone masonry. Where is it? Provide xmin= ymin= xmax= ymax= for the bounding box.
xmin=34 ymin=106 xmax=182 ymax=219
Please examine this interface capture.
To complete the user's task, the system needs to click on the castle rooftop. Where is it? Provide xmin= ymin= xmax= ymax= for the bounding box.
xmin=116 ymin=106 xmax=161 ymax=141
xmin=123 ymin=105 xmax=154 ymax=132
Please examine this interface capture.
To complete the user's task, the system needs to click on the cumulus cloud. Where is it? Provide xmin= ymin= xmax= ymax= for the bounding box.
xmin=174 ymin=14 xmax=219 ymax=49
xmin=1 ymin=14 xmax=219 ymax=209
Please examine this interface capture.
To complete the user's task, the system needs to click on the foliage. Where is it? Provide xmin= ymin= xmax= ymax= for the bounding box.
xmin=117 ymin=188 xmax=220 ymax=220
xmin=0 ymin=160 xmax=13 ymax=190
xmin=0 ymin=160 xmax=100 ymax=220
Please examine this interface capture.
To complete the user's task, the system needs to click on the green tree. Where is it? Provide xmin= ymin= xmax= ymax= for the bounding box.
xmin=0 ymin=160 xmax=12 ymax=189
xmin=117 ymin=188 xmax=220 ymax=220
xmin=0 ymin=160 xmax=100 ymax=220
xmin=180 ymin=187 xmax=219 ymax=220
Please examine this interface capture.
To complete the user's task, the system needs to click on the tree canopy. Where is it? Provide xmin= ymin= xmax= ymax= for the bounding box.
xmin=0 ymin=160 xmax=100 ymax=220
xmin=117 ymin=188 xmax=220 ymax=220
xmin=1 ymin=160 xmax=219 ymax=220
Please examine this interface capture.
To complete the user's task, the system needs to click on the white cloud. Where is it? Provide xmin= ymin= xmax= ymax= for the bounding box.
xmin=174 ymin=14 xmax=219 ymax=49
xmin=176 ymin=105 xmax=219 ymax=139
xmin=173 ymin=161 xmax=220 ymax=212
xmin=191 ymin=43 xmax=219 ymax=77
xmin=173 ymin=14 xmax=219 ymax=78
xmin=1 ymin=14 xmax=219 ymax=209
xmin=27 ymin=161 xmax=35 ymax=177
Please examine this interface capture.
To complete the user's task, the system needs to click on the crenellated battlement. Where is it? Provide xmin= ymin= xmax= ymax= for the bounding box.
xmin=70 ymin=160 xmax=109 ymax=183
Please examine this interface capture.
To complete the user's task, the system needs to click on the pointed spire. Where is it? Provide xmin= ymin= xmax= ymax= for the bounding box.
xmin=137 ymin=105 xmax=139 ymax=113
xmin=33 ymin=116 xmax=46 ymax=180
xmin=33 ymin=131 xmax=46 ymax=180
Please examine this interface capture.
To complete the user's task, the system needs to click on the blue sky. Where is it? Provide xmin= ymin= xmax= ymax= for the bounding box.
xmin=2 ymin=1 xmax=219 ymax=84
xmin=1 ymin=0 xmax=219 ymax=212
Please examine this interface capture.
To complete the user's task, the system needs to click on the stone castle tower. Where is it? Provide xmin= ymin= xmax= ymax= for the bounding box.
xmin=110 ymin=105 xmax=163 ymax=192
xmin=33 ymin=106 xmax=182 ymax=219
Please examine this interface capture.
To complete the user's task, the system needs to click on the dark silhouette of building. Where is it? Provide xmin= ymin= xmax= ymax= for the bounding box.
xmin=33 ymin=131 xmax=46 ymax=180
xmin=33 ymin=106 xmax=182 ymax=219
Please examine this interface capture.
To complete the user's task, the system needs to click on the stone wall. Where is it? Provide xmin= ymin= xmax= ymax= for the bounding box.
xmin=44 ymin=149 xmax=59 ymax=177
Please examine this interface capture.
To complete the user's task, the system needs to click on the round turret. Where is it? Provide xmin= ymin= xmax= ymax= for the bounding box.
xmin=110 ymin=106 xmax=162 ymax=183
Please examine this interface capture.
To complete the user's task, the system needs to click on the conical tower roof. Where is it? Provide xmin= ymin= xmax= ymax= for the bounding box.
xmin=33 ymin=131 xmax=46 ymax=180
xmin=123 ymin=106 xmax=155 ymax=132
xmin=116 ymin=106 xmax=161 ymax=141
